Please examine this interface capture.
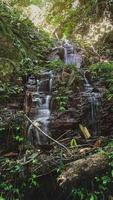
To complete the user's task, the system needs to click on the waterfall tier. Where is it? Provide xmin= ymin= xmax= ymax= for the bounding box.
xmin=28 ymin=71 xmax=53 ymax=145
xmin=83 ymin=71 xmax=102 ymax=135
xmin=63 ymin=40 xmax=82 ymax=68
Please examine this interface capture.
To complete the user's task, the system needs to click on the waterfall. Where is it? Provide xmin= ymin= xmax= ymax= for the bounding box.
xmin=62 ymin=40 xmax=101 ymax=136
xmin=83 ymin=72 xmax=101 ymax=136
xmin=63 ymin=40 xmax=82 ymax=69
xmin=28 ymin=71 xmax=53 ymax=145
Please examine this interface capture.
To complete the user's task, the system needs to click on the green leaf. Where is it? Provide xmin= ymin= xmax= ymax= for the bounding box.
xmin=90 ymin=196 xmax=95 ymax=200
xmin=87 ymin=193 xmax=98 ymax=200
xmin=59 ymin=106 xmax=66 ymax=112
xmin=89 ymin=195 xmax=97 ymax=200
xmin=0 ymin=197 xmax=5 ymax=200
xmin=16 ymin=127 xmax=20 ymax=131
xmin=70 ymin=138 xmax=78 ymax=148
xmin=32 ymin=180 xmax=37 ymax=186
xmin=102 ymin=176 xmax=110 ymax=185
xmin=32 ymin=174 xmax=37 ymax=179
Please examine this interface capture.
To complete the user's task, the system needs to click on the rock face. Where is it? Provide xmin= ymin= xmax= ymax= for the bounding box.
xmin=84 ymin=70 xmax=92 ymax=84
xmin=100 ymin=99 xmax=113 ymax=136
xmin=48 ymin=42 xmax=113 ymax=139
xmin=49 ymin=47 xmax=65 ymax=61
xmin=26 ymin=69 xmax=113 ymax=140
xmin=50 ymin=41 xmax=83 ymax=68
xmin=50 ymin=89 xmax=88 ymax=138
xmin=49 ymin=71 xmax=113 ymax=138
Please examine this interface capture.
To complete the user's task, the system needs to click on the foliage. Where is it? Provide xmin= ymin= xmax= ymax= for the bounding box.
xmin=1 ymin=1 xmax=113 ymax=199
xmin=45 ymin=59 xmax=64 ymax=72
xmin=0 ymin=157 xmax=39 ymax=199
xmin=90 ymin=62 xmax=113 ymax=78
xmin=2 ymin=0 xmax=44 ymax=6
xmin=0 ymin=3 xmax=53 ymax=197
xmin=46 ymin=0 xmax=111 ymax=38
xmin=45 ymin=0 xmax=113 ymax=66
xmin=56 ymin=160 xmax=65 ymax=173
xmin=0 ymin=111 xmax=26 ymax=150
xmin=70 ymin=138 xmax=78 ymax=149
xmin=0 ymin=2 xmax=53 ymax=102
xmin=71 ymin=141 xmax=113 ymax=200
xmin=54 ymin=65 xmax=82 ymax=112
xmin=0 ymin=109 xmax=41 ymax=199
xmin=90 ymin=61 xmax=113 ymax=99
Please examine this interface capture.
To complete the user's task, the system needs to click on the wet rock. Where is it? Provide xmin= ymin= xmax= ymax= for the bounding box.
xmin=50 ymin=118 xmax=78 ymax=138
xmin=85 ymin=70 xmax=92 ymax=84
xmin=50 ymin=46 xmax=65 ymax=61
xmin=57 ymin=47 xmax=65 ymax=60
xmin=39 ymin=79 xmax=50 ymax=92
xmin=91 ymin=87 xmax=100 ymax=93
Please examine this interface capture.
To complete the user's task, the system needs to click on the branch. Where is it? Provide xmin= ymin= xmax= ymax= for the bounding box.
xmin=25 ymin=114 xmax=72 ymax=156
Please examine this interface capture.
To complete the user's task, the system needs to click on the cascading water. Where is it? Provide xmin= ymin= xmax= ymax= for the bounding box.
xmin=63 ymin=40 xmax=82 ymax=69
xmin=83 ymin=72 xmax=102 ymax=135
xmin=63 ymin=40 xmax=101 ymax=136
xmin=28 ymin=71 xmax=53 ymax=145
xmin=63 ymin=40 xmax=75 ymax=65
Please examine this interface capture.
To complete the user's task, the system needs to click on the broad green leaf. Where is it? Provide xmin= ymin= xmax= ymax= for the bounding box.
xmin=70 ymin=138 xmax=78 ymax=148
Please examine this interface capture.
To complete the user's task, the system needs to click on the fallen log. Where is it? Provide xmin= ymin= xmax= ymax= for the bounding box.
xmin=58 ymin=148 xmax=111 ymax=187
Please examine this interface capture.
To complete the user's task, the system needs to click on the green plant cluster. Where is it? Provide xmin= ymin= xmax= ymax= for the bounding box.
xmin=71 ymin=141 xmax=113 ymax=200
xmin=45 ymin=59 xmax=64 ymax=72
xmin=54 ymin=64 xmax=83 ymax=112
xmin=10 ymin=0 xmax=43 ymax=7
xmin=0 ymin=157 xmax=39 ymax=200
xmin=0 ymin=112 xmax=40 ymax=199
xmin=0 ymin=2 xmax=53 ymax=101
xmin=90 ymin=61 xmax=113 ymax=99
xmin=0 ymin=111 xmax=26 ymax=150
xmin=46 ymin=0 xmax=110 ymax=38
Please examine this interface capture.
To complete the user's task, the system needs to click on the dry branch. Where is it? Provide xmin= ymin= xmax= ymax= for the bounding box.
xmin=25 ymin=114 xmax=72 ymax=156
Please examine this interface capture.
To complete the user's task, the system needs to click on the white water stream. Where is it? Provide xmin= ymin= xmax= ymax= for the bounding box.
xmin=28 ymin=71 xmax=53 ymax=145
xmin=63 ymin=40 xmax=101 ymax=135
xmin=28 ymin=41 xmax=101 ymax=145
xmin=63 ymin=39 xmax=82 ymax=68
xmin=83 ymin=73 xmax=101 ymax=135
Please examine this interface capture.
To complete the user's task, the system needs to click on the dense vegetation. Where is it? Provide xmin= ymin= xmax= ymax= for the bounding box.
xmin=0 ymin=3 xmax=53 ymax=198
xmin=0 ymin=1 xmax=52 ymax=102
xmin=1 ymin=0 xmax=113 ymax=200
xmin=46 ymin=0 xmax=113 ymax=36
